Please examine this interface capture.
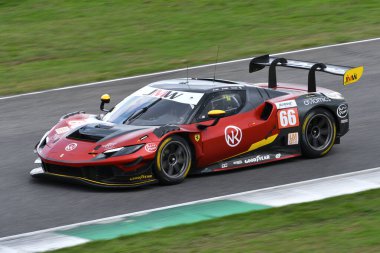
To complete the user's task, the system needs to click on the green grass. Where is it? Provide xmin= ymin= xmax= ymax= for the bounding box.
xmin=52 ymin=188 xmax=380 ymax=253
xmin=1 ymin=0 xmax=379 ymax=95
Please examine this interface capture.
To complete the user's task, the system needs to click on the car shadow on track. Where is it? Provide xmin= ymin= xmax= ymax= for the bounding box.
xmin=28 ymin=155 xmax=323 ymax=192
xmin=28 ymin=177 xmax=156 ymax=193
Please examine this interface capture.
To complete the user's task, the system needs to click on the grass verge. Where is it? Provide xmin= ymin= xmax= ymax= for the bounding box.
xmin=1 ymin=0 xmax=380 ymax=95
xmin=52 ymin=188 xmax=380 ymax=253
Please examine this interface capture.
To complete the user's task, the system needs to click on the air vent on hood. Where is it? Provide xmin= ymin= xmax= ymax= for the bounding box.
xmin=67 ymin=124 xmax=119 ymax=142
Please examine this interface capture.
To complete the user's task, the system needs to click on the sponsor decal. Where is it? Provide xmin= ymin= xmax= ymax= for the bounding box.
xmin=145 ymin=143 xmax=157 ymax=153
xmin=103 ymin=143 xmax=116 ymax=150
xmin=278 ymin=108 xmax=299 ymax=129
xmin=233 ymin=160 xmax=243 ymax=165
xmin=68 ymin=120 xmax=86 ymax=128
xmin=345 ymin=74 xmax=357 ymax=84
xmin=303 ymin=96 xmax=331 ymax=106
xmin=344 ymin=66 xmax=363 ymax=86
xmin=129 ymin=174 xmax=153 ymax=181
xmin=145 ymin=88 xmax=183 ymax=100
xmin=288 ymin=132 xmax=299 ymax=145
xmin=194 ymin=134 xmax=201 ymax=142
xmin=139 ymin=135 xmax=148 ymax=141
xmin=213 ymin=86 xmax=244 ymax=92
xmin=133 ymin=86 xmax=204 ymax=105
xmin=275 ymin=100 xmax=297 ymax=109
xmin=341 ymin=119 xmax=349 ymax=124
xmin=65 ymin=143 xmax=77 ymax=151
xmin=203 ymin=153 xmax=291 ymax=173
xmin=225 ymin=126 xmax=243 ymax=147
xmin=244 ymin=155 xmax=270 ymax=164
xmin=337 ymin=104 xmax=348 ymax=118
xmin=55 ymin=126 xmax=70 ymax=135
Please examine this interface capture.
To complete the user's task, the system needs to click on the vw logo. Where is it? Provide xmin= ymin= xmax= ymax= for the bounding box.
xmin=65 ymin=143 xmax=77 ymax=152
xmin=337 ymin=104 xmax=348 ymax=118
xmin=225 ymin=126 xmax=242 ymax=147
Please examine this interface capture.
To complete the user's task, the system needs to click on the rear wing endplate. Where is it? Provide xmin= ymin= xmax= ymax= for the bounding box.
xmin=249 ymin=54 xmax=363 ymax=92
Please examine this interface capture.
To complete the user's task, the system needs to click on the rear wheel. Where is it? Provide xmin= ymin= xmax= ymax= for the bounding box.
xmin=154 ymin=135 xmax=192 ymax=185
xmin=301 ymin=108 xmax=336 ymax=158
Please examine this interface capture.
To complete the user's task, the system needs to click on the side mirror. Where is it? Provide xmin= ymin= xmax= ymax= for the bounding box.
xmin=101 ymin=94 xmax=111 ymax=103
xmin=208 ymin=110 xmax=226 ymax=119
xmin=100 ymin=94 xmax=111 ymax=112
xmin=197 ymin=110 xmax=226 ymax=130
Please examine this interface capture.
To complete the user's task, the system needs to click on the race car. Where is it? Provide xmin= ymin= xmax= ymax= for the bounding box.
xmin=30 ymin=55 xmax=363 ymax=187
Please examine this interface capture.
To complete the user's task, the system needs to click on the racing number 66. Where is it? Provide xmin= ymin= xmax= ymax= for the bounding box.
xmin=278 ymin=108 xmax=299 ymax=129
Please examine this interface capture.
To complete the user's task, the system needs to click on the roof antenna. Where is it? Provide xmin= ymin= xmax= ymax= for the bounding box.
xmin=186 ymin=63 xmax=192 ymax=90
xmin=186 ymin=63 xmax=189 ymax=84
xmin=213 ymin=45 xmax=220 ymax=83
xmin=181 ymin=59 xmax=191 ymax=90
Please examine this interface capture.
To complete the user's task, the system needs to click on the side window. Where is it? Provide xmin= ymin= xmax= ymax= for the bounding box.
xmin=196 ymin=91 xmax=245 ymax=122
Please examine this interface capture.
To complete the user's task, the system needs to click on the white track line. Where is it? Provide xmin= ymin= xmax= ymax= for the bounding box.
xmin=1 ymin=37 xmax=379 ymax=101
xmin=0 ymin=167 xmax=379 ymax=241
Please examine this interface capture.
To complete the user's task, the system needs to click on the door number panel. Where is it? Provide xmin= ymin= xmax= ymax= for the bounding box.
xmin=278 ymin=108 xmax=299 ymax=129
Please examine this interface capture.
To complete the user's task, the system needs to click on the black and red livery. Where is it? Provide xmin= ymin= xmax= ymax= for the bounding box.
xmin=31 ymin=55 xmax=363 ymax=187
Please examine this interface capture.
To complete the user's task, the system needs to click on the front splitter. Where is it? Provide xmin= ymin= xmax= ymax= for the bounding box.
xmin=30 ymin=167 xmax=158 ymax=189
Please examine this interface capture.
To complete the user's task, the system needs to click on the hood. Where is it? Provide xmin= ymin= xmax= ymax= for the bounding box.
xmin=66 ymin=123 xmax=150 ymax=143
xmin=39 ymin=114 xmax=158 ymax=162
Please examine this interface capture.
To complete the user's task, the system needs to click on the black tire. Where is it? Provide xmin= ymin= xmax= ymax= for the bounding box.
xmin=301 ymin=108 xmax=337 ymax=158
xmin=154 ymin=135 xmax=192 ymax=185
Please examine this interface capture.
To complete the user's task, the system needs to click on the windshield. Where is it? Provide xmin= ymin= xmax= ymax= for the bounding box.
xmin=103 ymin=86 xmax=204 ymax=126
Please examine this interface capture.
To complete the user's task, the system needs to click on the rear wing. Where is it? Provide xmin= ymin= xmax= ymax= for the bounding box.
xmin=249 ymin=54 xmax=363 ymax=92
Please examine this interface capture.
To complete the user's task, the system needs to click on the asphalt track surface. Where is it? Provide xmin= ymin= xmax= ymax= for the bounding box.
xmin=0 ymin=40 xmax=379 ymax=237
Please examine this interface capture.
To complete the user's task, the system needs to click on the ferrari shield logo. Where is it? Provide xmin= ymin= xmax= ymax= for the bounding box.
xmin=194 ymin=134 xmax=200 ymax=142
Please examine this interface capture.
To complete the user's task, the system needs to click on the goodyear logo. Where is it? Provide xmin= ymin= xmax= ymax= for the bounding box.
xmin=130 ymin=174 xmax=153 ymax=181
xmin=343 ymin=66 xmax=363 ymax=86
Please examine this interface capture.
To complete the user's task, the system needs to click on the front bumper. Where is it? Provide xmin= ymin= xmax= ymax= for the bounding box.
xmin=30 ymin=159 xmax=158 ymax=188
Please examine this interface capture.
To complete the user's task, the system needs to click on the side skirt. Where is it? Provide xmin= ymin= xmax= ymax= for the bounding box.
xmin=198 ymin=150 xmax=301 ymax=174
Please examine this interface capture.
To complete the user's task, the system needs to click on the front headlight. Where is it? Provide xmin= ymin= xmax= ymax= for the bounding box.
xmin=59 ymin=111 xmax=85 ymax=121
xmin=41 ymin=131 xmax=50 ymax=143
xmin=35 ymin=131 xmax=50 ymax=152
xmin=103 ymin=147 xmax=124 ymax=154
xmin=96 ymin=144 xmax=144 ymax=159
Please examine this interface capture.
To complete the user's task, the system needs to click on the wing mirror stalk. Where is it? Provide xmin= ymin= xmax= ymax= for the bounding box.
xmin=100 ymin=94 xmax=111 ymax=112
xmin=197 ymin=110 xmax=226 ymax=130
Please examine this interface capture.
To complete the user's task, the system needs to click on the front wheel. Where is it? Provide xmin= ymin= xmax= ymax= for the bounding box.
xmin=154 ymin=135 xmax=192 ymax=185
xmin=301 ymin=108 xmax=337 ymax=158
